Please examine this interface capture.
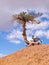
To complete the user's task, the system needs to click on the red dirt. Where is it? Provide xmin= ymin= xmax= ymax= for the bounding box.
xmin=0 ymin=44 xmax=49 ymax=65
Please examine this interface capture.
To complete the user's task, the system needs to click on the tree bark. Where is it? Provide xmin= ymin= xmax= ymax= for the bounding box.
xmin=22 ymin=21 xmax=29 ymax=46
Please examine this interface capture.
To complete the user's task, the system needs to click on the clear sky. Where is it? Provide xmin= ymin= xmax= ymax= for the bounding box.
xmin=0 ymin=0 xmax=49 ymax=58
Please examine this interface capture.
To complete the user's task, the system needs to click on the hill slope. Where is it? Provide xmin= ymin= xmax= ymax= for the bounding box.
xmin=0 ymin=44 xmax=49 ymax=65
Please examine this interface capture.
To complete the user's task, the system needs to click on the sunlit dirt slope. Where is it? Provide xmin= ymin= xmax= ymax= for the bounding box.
xmin=0 ymin=44 xmax=49 ymax=65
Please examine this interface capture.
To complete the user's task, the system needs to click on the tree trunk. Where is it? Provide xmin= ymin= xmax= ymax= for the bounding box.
xmin=22 ymin=21 xmax=29 ymax=46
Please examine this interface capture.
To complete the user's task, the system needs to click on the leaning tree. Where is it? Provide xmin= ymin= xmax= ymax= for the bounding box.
xmin=13 ymin=11 xmax=43 ymax=46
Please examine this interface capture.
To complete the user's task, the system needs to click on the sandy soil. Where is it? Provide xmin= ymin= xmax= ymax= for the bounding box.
xmin=0 ymin=44 xmax=49 ymax=65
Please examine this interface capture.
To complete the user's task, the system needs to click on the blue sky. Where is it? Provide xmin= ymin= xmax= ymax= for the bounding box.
xmin=0 ymin=0 xmax=49 ymax=58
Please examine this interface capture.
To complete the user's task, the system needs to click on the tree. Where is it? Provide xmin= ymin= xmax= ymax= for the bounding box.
xmin=13 ymin=11 xmax=43 ymax=46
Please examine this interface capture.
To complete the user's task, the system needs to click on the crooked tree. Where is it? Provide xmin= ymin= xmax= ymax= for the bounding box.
xmin=13 ymin=11 xmax=43 ymax=46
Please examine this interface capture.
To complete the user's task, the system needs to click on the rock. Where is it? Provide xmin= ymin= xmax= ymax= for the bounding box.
xmin=0 ymin=44 xmax=49 ymax=65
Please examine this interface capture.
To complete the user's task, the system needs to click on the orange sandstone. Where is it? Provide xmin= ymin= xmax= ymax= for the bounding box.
xmin=0 ymin=44 xmax=49 ymax=65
